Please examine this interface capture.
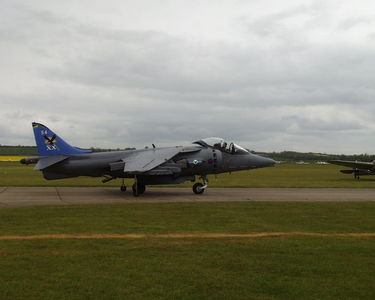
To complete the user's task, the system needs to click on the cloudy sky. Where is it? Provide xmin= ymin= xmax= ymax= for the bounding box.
xmin=1 ymin=0 xmax=375 ymax=153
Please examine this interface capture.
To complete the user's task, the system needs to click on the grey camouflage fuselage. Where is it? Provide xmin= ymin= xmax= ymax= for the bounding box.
xmin=21 ymin=123 xmax=275 ymax=196
xmin=39 ymin=144 xmax=275 ymax=186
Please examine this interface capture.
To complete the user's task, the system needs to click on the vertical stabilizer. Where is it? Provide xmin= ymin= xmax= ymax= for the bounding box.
xmin=32 ymin=122 xmax=92 ymax=156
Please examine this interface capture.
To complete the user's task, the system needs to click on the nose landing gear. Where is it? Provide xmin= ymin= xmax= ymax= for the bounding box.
xmin=193 ymin=176 xmax=208 ymax=194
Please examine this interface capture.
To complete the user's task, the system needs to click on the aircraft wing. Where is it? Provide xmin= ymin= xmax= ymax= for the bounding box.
xmin=328 ymin=160 xmax=375 ymax=170
xmin=119 ymin=146 xmax=200 ymax=174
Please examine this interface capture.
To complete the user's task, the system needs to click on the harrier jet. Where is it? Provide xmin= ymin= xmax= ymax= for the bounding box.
xmin=328 ymin=160 xmax=375 ymax=180
xmin=21 ymin=122 xmax=275 ymax=196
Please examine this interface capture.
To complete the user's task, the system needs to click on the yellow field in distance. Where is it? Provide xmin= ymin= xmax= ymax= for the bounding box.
xmin=0 ymin=156 xmax=27 ymax=162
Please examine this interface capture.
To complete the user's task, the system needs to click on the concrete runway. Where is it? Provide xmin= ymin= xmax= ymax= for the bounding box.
xmin=0 ymin=187 xmax=374 ymax=208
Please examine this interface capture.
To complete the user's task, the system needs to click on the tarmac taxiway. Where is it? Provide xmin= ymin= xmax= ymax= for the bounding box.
xmin=0 ymin=187 xmax=374 ymax=208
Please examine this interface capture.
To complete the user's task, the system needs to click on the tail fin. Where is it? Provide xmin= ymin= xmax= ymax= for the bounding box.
xmin=32 ymin=122 xmax=92 ymax=156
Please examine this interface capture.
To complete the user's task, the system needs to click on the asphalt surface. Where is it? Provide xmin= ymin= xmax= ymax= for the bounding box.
xmin=0 ymin=187 xmax=374 ymax=208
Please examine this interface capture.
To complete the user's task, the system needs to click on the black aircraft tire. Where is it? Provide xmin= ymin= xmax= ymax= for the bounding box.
xmin=132 ymin=184 xmax=139 ymax=197
xmin=120 ymin=186 xmax=126 ymax=192
xmin=138 ymin=184 xmax=146 ymax=195
xmin=193 ymin=183 xmax=205 ymax=195
xmin=132 ymin=183 xmax=146 ymax=196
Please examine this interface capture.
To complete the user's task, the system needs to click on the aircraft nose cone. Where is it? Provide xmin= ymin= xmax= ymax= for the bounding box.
xmin=248 ymin=154 xmax=276 ymax=168
xmin=258 ymin=156 xmax=276 ymax=167
xmin=264 ymin=157 xmax=276 ymax=167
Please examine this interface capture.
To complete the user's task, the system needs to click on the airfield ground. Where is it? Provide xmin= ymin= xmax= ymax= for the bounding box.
xmin=0 ymin=162 xmax=374 ymax=299
xmin=1 ymin=187 xmax=375 ymax=207
xmin=1 ymin=202 xmax=375 ymax=299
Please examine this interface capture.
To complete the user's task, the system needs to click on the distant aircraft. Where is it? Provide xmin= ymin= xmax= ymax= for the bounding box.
xmin=296 ymin=161 xmax=309 ymax=165
xmin=328 ymin=160 xmax=375 ymax=180
xmin=21 ymin=122 xmax=275 ymax=196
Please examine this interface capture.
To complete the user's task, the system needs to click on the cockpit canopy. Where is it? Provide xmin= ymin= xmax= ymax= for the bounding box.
xmin=193 ymin=137 xmax=249 ymax=155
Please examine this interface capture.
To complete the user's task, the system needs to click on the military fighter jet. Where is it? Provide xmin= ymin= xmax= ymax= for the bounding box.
xmin=21 ymin=122 xmax=275 ymax=196
xmin=328 ymin=160 xmax=375 ymax=180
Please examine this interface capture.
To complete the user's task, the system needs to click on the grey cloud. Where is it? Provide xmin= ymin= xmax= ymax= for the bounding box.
xmin=4 ymin=111 xmax=33 ymax=121
xmin=37 ymin=20 xmax=375 ymax=108
xmin=245 ymin=5 xmax=313 ymax=38
xmin=8 ymin=4 xmax=370 ymax=109
xmin=1 ymin=1 xmax=375 ymax=153
xmin=286 ymin=115 xmax=365 ymax=132
xmin=338 ymin=16 xmax=375 ymax=30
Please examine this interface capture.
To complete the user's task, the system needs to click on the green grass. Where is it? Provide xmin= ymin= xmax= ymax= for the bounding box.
xmin=1 ymin=202 xmax=375 ymax=235
xmin=1 ymin=238 xmax=374 ymax=300
xmin=0 ymin=202 xmax=375 ymax=299
xmin=1 ymin=162 xmax=375 ymax=188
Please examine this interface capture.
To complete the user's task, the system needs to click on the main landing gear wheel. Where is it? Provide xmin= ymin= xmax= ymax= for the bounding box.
xmin=193 ymin=183 xmax=205 ymax=194
xmin=132 ymin=183 xmax=146 ymax=197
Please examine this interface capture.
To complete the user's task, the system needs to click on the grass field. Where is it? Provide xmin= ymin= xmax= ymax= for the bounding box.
xmin=1 ymin=161 xmax=375 ymax=298
xmin=0 ymin=202 xmax=374 ymax=299
xmin=1 ymin=161 xmax=375 ymax=188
